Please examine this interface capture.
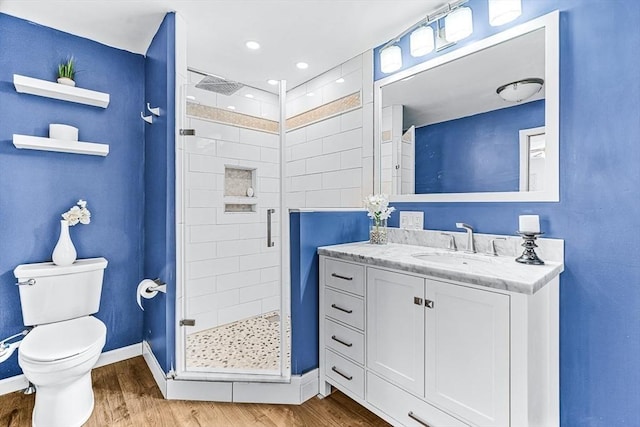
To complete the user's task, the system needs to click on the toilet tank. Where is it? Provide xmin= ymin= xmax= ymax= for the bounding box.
xmin=13 ymin=257 xmax=108 ymax=326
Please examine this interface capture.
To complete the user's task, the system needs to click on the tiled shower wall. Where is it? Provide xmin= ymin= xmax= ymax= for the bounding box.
xmin=285 ymin=51 xmax=374 ymax=208
xmin=184 ymin=73 xmax=281 ymax=333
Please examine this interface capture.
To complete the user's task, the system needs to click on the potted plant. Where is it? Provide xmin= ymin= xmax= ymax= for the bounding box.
xmin=57 ymin=56 xmax=76 ymax=87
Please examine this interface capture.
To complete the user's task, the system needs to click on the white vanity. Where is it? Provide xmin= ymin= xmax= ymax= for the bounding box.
xmin=318 ymin=229 xmax=563 ymax=427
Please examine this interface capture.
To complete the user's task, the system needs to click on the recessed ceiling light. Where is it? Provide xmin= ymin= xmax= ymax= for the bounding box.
xmin=227 ymin=105 xmax=236 ymax=110
xmin=335 ymin=78 xmax=345 ymax=83
xmin=306 ymin=92 xmax=315 ymax=97
xmin=245 ymin=41 xmax=260 ymax=50
xmin=245 ymin=94 xmax=254 ymax=99
xmin=296 ymin=62 xmax=309 ymax=70
xmin=267 ymin=79 xmax=278 ymax=85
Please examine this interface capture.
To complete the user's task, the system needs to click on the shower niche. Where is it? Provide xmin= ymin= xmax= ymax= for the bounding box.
xmin=223 ymin=165 xmax=257 ymax=213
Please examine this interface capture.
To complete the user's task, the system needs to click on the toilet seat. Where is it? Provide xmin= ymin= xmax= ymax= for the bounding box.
xmin=20 ymin=316 xmax=106 ymax=363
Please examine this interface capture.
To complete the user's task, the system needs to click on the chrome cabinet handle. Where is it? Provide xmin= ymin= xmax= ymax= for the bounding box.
xmin=331 ymin=273 xmax=353 ymax=281
xmin=331 ymin=366 xmax=353 ymax=381
xmin=331 ymin=335 xmax=353 ymax=347
xmin=331 ymin=304 xmax=353 ymax=314
xmin=425 ymin=299 xmax=435 ymax=309
xmin=408 ymin=411 xmax=432 ymax=427
xmin=16 ymin=279 xmax=35 ymax=286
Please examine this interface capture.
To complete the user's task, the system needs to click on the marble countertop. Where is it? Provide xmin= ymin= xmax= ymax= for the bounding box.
xmin=318 ymin=242 xmax=564 ymax=295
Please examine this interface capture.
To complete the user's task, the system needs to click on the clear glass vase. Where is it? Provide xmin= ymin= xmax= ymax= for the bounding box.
xmin=369 ymin=218 xmax=388 ymax=245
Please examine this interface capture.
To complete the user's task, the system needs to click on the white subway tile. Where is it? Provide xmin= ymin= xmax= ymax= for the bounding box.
xmin=215 ymin=210 xmax=259 ymax=225
xmin=287 ymin=159 xmax=306 ymax=177
xmin=217 ymin=140 xmax=261 ymax=161
xmin=184 ymin=137 xmax=217 ymax=156
xmin=262 ymin=295 xmax=281 ymax=313
xmin=191 ymin=311 xmax=218 ymax=333
xmin=215 ymin=289 xmax=241 ymax=309
xmin=189 ymin=256 xmax=239 ymax=279
xmin=240 ymin=128 xmax=279 ymax=149
xmin=290 ymin=173 xmax=322 ymax=192
xmin=217 ymin=238 xmax=262 ymax=257
xmin=239 ymin=281 xmax=279 ymax=303
xmin=218 ymin=301 xmax=262 ymax=325
xmin=239 ymin=251 xmax=280 ymax=271
xmin=186 ymin=172 xmax=217 ymax=189
xmin=186 ymin=208 xmax=217 ymax=225
xmin=189 ymin=224 xmax=239 ymax=243
xmin=340 ymin=108 xmax=363 ymax=132
xmin=340 ymin=187 xmax=364 ymax=207
xmin=260 ymin=147 xmax=280 ymax=164
xmin=260 ymin=266 xmax=280 ymax=283
xmin=186 ymin=242 xmax=217 ymax=261
xmin=188 ymin=293 xmax=218 ymax=315
xmin=322 ymin=128 xmax=363 ymax=154
xmin=217 ymin=270 xmax=262 ymax=292
xmin=186 ymin=277 xmax=216 ymax=297
xmin=192 ymin=118 xmax=240 ymax=142
xmin=238 ymin=222 xmax=267 ymax=239
xmin=340 ymin=148 xmax=363 ymax=169
xmin=322 ymin=70 xmax=361 ymax=104
xmin=189 ymin=154 xmax=217 ymax=173
xmin=362 ymin=102 xmax=374 ymax=157
xmin=305 ymin=189 xmax=341 ymax=207
xmin=291 ymin=139 xmax=323 ymax=161
xmin=286 ymin=191 xmax=306 ymax=208
xmin=305 ymin=152 xmax=342 ymax=174
xmin=189 ymin=189 xmax=221 ymax=208
xmin=361 ymin=49 xmax=374 ymax=105
xmin=305 ymin=116 xmax=341 ymax=141
xmin=306 ymin=67 xmax=342 ymax=93
xmin=362 ymin=156 xmax=374 ymax=198
xmin=286 ymin=127 xmax=306 ymax=147
xmin=258 ymin=177 xmax=280 ymax=193
xmin=322 ymin=168 xmax=362 ymax=189
xmin=342 ymin=54 xmax=363 ymax=76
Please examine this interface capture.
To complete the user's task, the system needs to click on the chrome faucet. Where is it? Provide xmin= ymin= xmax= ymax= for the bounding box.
xmin=440 ymin=233 xmax=457 ymax=251
xmin=455 ymin=223 xmax=476 ymax=253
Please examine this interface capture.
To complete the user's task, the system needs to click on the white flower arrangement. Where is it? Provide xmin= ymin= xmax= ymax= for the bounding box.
xmin=364 ymin=194 xmax=396 ymax=226
xmin=61 ymin=199 xmax=91 ymax=226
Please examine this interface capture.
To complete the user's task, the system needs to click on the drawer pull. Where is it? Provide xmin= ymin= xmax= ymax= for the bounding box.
xmin=408 ymin=411 xmax=432 ymax=427
xmin=331 ymin=303 xmax=353 ymax=314
xmin=331 ymin=366 xmax=353 ymax=381
xmin=331 ymin=273 xmax=353 ymax=281
xmin=331 ymin=335 xmax=353 ymax=347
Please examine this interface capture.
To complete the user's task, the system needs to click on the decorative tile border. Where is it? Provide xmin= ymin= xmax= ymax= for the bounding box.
xmin=187 ymin=102 xmax=279 ymax=134
xmin=286 ymin=92 xmax=362 ymax=131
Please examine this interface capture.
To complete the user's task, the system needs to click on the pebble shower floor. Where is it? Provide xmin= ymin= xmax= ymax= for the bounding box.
xmin=186 ymin=311 xmax=291 ymax=371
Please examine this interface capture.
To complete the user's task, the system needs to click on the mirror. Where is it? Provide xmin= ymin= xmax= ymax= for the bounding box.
xmin=374 ymin=11 xmax=559 ymax=202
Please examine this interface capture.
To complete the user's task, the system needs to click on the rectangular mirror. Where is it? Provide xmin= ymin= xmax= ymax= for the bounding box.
xmin=374 ymin=11 xmax=559 ymax=202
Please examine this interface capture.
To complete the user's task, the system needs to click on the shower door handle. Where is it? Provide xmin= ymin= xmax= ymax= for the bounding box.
xmin=267 ymin=209 xmax=275 ymax=247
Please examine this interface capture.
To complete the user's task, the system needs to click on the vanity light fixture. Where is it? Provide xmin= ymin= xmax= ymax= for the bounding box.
xmin=496 ymin=78 xmax=544 ymax=102
xmin=380 ymin=45 xmax=403 ymax=73
xmin=410 ymin=25 xmax=435 ymax=57
xmin=488 ymin=0 xmax=522 ymax=26
xmin=444 ymin=6 xmax=473 ymax=42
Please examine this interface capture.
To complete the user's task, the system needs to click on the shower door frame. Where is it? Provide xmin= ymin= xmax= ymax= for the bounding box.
xmin=174 ymin=78 xmax=291 ymax=383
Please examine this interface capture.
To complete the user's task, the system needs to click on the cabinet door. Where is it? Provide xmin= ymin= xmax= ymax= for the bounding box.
xmin=425 ymin=279 xmax=510 ymax=427
xmin=367 ymin=268 xmax=425 ymax=396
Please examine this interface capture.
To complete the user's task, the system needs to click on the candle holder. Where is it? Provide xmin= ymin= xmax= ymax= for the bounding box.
xmin=515 ymin=231 xmax=545 ymax=265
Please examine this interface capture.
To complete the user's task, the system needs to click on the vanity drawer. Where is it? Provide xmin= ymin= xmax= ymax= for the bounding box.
xmin=324 ymin=319 xmax=364 ymax=364
xmin=324 ymin=288 xmax=364 ymax=330
xmin=367 ymin=372 xmax=469 ymax=427
xmin=325 ymin=349 xmax=365 ymax=399
xmin=324 ymin=258 xmax=364 ymax=296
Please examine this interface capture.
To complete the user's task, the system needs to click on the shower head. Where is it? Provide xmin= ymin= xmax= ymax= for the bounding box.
xmin=195 ymin=75 xmax=245 ymax=96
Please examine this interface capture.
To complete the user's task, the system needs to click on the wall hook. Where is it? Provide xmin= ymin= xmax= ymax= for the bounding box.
xmin=141 ymin=111 xmax=153 ymax=124
xmin=147 ymin=103 xmax=160 ymax=116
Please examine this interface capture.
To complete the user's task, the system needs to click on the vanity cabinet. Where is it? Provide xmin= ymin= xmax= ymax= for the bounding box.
xmin=319 ymin=253 xmax=560 ymax=427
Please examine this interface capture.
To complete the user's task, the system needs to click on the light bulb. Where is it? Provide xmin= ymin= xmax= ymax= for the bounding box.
xmin=380 ymin=45 xmax=402 ymax=74
xmin=445 ymin=6 xmax=473 ymax=42
xmin=410 ymin=26 xmax=435 ymax=57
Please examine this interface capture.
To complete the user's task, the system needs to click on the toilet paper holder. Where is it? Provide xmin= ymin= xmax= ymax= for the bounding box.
xmin=146 ymin=278 xmax=167 ymax=294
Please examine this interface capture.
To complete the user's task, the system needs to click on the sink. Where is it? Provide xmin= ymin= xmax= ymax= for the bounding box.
xmin=411 ymin=252 xmax=492 ymax=267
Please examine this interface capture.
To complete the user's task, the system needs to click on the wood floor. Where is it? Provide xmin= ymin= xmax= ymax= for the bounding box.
xmin=0 ymin=356 xmax=390 ymax=426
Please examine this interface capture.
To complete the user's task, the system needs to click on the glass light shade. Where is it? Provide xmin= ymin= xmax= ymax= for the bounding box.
xmin=488 ymin=0 xmax=522 ymax=26
xmin=410 ymin=26 xmax=434 ymax=57
xmin=444 ymin=6 xmax=473 ymax=42
xmin=380 ymin=45 xmax=402 ymax=74
xmin=497 ymin=78 xmax=544 ymax=102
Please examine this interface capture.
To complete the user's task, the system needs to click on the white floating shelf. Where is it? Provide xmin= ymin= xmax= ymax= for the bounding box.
xmin=13 ymin=74 xmax=110 ymax=108
xmin=13 ymin=134 xmax=109 ymax=157
xmin=223 ymin=196 xmax=258 ymax=205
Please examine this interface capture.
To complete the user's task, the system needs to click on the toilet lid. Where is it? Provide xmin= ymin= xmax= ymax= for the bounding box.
xmin=20 ymin=317 xmax=106 ymax=362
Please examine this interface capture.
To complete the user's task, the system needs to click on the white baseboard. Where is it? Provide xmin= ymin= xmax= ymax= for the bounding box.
xmin=0 ymin=341 xmax=143 ymax=397
xmin=141 ymin=348 xmax=319 ymax=405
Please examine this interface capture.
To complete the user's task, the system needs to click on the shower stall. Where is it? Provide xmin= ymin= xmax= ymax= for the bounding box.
xmin=174 ymin=69 xmax=290 ymax=383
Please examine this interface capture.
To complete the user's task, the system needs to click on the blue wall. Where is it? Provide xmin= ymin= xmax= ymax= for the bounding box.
xmin=415 ymin=100 xmax=544 ymax=193
xmin=289 ymin=211 xmax=369 ymax=375
xmin=143 ymin=13 xmax=176 ymax=373
xmin=0 ymin=14 xmax=145 ymax=379
xmin=377 ymin=1 xmax=640 ymax=425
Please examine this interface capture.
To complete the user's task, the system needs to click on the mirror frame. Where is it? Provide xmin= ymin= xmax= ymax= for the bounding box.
xmin=374 ymin=11 xmax=559 ymax=202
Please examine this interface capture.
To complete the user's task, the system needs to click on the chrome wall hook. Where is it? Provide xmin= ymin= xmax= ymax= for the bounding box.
xmin=141 ymin=111 xmax=153 ymax=124
xmin=147 ymin=103 xmax=160 ymax=116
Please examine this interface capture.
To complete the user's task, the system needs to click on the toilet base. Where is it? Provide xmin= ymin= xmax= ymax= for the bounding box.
xmin=32 ymin=371 xmax=95 ymax=427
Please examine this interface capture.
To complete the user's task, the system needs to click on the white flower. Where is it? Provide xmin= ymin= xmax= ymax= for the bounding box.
xmin=61 ymin=200 xmax=91 ymax=226
xmin=364 ymin=194 xmax=395 ymax=225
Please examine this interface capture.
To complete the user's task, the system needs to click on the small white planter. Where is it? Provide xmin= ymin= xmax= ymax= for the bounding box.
xmin=57 ymin=77 xmax=76 ymax=87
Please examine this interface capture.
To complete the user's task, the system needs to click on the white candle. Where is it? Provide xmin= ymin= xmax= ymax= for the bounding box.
xmin=519 ymin=215 xmax=540 ymax=233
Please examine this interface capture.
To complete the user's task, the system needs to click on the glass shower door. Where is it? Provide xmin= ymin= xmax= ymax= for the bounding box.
xmin=177 ymin=71 xmax=289 ymax=379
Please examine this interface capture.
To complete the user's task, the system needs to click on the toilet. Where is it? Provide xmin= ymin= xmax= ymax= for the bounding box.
xmin=13 ymin=257 xmax=108 ymax=427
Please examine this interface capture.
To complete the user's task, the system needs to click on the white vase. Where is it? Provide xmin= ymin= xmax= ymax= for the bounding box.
xmin=57 ymin=77 xmax=76 ymax=87
xmin=52 ymin=220 xmax=77 ymax=266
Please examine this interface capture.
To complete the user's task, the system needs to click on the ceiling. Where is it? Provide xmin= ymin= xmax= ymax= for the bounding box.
xmin=0 ymin=0 xmax=449 ymax=91
xmin=382 ymin=27 xmax=546 ymax=128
